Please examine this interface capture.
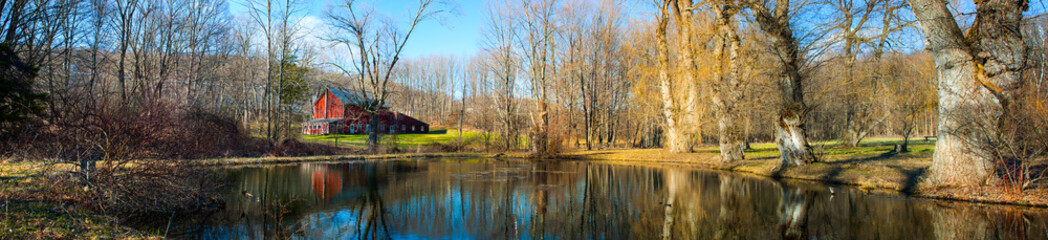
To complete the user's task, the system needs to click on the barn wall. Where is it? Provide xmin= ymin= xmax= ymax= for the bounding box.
xmin=326 ymin=106 xmax=430 ymax=134
xmin=326 ymin=91 xmax=343 ymax=119
xmin=313 ymin=93 xmax=327 ymax=119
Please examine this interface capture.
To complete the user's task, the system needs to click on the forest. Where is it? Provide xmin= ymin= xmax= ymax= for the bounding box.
xmin=0 ymin=0 xmax=1047 ymax=238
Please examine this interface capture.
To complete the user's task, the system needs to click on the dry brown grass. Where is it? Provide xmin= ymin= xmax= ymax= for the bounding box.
xmin=1 ymin=161 xmax=160 ymax=239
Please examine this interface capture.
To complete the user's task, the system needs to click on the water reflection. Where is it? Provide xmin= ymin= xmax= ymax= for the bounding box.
xmin=158 ymin=159 xmax=1048 ymax=239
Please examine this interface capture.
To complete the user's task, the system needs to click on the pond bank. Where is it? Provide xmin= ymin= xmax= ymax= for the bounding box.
xmin=187 ymin=152 xmax=492 ymax=167
xmin=175 ymin=146 xmax=1048 ymax=207
xmin=541 ymin=147 xmax=1048 ymax=208
xmin=3 ymin=143 xmax=1046 ymax=239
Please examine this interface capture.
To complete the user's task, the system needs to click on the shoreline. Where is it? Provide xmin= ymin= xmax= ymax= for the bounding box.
xmin=181 ymin=148 xmax=1047 ymax=208
xmin=542 ymin=149 xmax=1048 ymax=208
xmin=0 ymin=147 xmax=1043 ymax=237
xmin=3 ymin=147 xmax=1045 ymax=239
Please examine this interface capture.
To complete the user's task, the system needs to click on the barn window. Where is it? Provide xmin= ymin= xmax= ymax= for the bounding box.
xmin=402 ymin=125 xmax=406 ymax=131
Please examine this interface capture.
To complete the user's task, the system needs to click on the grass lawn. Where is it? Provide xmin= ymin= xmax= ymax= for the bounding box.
xmin=299 ymin=128 xmax=496 ymax=149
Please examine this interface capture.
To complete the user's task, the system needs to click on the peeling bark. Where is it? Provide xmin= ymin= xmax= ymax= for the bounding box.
xmin=674 ymin=0 xmax=700 ymax=151
xmin=656 ymin=1 xmax=690 ymax=153
xmin=712 ymin=2 xmax=746 ymax=162
xmin=909 ymin=0 xmax=1027 ymax=186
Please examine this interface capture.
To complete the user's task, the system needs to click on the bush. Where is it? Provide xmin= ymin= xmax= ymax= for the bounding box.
xmin=164 ymin=109 xmax=267 ymax=159
xmin=269 ymin=138 xmax=342 ymax=157
xmin=70 ymin=160 xmax=224 ymax=215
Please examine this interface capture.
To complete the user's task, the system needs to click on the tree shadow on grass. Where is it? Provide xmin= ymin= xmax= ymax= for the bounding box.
xmin=888 ymin=165 xmax=927 ymax=194
xmin=831 ymin=151 xmax=899 ymax=165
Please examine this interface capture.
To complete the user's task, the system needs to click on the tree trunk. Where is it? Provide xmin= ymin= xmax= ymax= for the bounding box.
xmin=459 ymin=85 xmax=465 ymax=148
xmin=841 ymin=28 xmax=865 ymax=148
xmin=843 ymin=113 xmax=865 ymax=147
xmin=368 ymin=110 xmax=380 ymax=153
xmin=675 ymin=0 xmax=699 ymax=150
xmin=712 ymin=3 xmax=745 ymax=162
xmin=843 ymin=106 xmax=861 ymax=147
xmin=901 ymin=129 xmax=911 ymax=153
xmin=533 ymin=101 xmax=549 ymax=156
xmin=750 ymin=0 xmax=816 ymax=166
xmin=655 ymin=2 xmax=689 ymax=153
xmin=909 ymin=0 xmax=1027 ymax=186
xmin=777 ymin=106 xmax=815 ymax=166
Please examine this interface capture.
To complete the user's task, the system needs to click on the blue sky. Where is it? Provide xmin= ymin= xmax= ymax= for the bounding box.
xmin=229 ymin=0 xmax=491 ymax=59
xmin=225 ymin=0 xmax=1047 ymax=63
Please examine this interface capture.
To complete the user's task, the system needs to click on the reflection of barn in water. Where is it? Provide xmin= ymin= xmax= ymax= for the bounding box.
xmin=303 ymin=162 xmax=426 ymax=202
xmin=160 ymin=160 xmax=1048 ymax=240
xmin=309 ymin=165 xmax=342 ymax=200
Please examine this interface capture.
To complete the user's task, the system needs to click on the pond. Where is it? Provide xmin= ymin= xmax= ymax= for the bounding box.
xmin=150 ymin=158 xmax=1048 ymax=239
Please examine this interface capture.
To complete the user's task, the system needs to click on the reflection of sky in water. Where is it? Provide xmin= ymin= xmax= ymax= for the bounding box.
xmin=153 ymin=159 xmax=1048 ymax=240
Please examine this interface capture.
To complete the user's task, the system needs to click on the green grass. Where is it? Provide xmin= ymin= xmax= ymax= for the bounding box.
xmin=704 ymin=137 xmax=937 ymax=159
xmin=300 ymin=128 xmax=495 ymax=149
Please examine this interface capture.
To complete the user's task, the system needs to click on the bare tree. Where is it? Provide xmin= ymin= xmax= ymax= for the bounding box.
xmin=518 ymin=0 xmax=558 ymax=155
xmin=745 ymin=0 xmax=817 ymax=166
xmin=481 ymin=0 xmax=522 ymax=150
xmin=710 ymin=0 xmax=746 ymax=162
xmin=654 ymin=0 xmax=695 ymax=153
xmin=245 ymin=0 xmax=303 ymax=140
xmin=327 ymin=0 xmax=443 ymax=153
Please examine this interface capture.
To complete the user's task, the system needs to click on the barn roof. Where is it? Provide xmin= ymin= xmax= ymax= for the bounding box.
xmin=305 ymin=118 xmax=341 ymax=124
xmin=327 ymin=87 xmax=390 ymax=109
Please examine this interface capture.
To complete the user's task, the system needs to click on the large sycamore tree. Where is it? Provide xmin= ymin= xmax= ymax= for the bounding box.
xmin=745 ymin=0 xmax=817 ymax=166
xmin=653 ymin=0 xmax=701 ymax=153
xmin=908 ymin=0 xmax=1028 ymax=186
xmin=710 ymin=0 xmax=746 ymax=162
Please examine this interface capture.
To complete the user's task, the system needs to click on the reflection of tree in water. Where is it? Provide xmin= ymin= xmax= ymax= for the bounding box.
xmin=930 ymin=203 xmax=1047 ymax=240
xmin=160 ymin=159 xmax=1048 ymax=239
xmin=777 ymin=186 xmax=812 ymax=239
xmin=353 ymin=165 xmax=391 ymax=239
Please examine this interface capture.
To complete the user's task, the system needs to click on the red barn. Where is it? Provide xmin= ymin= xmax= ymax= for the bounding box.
xmin=303 ymin=87 xmax=429 ymax=135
